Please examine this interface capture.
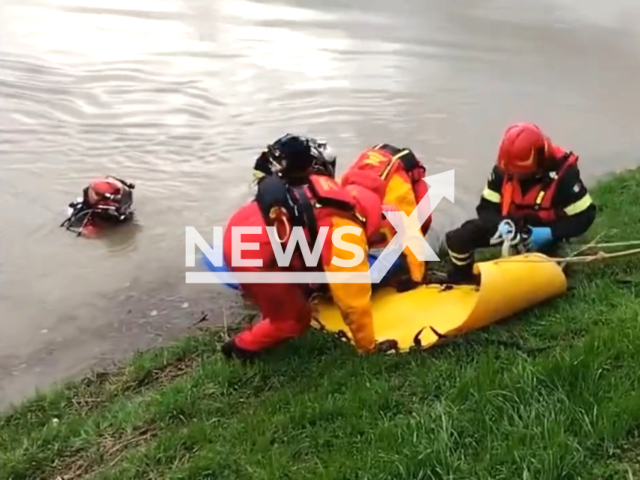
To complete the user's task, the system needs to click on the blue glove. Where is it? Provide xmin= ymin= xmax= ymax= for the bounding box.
xmin=525 ymin=226 xmax=553 ymax=251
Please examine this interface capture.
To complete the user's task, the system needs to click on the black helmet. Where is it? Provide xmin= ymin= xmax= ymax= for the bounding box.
xmin=253 ymin=134 xmax=337 ymax=180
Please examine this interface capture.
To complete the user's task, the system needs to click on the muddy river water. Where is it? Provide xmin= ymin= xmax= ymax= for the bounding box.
xmin=1 ymin=0 xmax=640 ymax=409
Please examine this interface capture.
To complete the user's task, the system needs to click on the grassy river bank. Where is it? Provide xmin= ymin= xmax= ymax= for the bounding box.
xmin=3 ymin=168 xmax=640 ymax=480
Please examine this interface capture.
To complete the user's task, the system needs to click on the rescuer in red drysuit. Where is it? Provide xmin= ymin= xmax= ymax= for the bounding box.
xmin=339 ymin=143 xmax=432 ymax=286
xmin=444 ymin=122 xmax=596 ymax=284
xmin=221 ymin=134 xmax=389 ymax=360
xmin=61 ymin=176 xmax=135 ymax=237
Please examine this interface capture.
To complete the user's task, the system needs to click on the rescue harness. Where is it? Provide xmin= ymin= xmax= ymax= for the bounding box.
xmin=255 ymin=174 xmax=365 ymax=268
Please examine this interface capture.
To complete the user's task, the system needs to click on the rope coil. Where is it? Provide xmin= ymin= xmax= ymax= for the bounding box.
xmin=489 ymin=219 xmax=527 ymax=258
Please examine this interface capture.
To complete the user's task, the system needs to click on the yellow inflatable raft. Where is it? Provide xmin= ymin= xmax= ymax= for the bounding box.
xmin=310 ymin=252 xmax=567 ymax=352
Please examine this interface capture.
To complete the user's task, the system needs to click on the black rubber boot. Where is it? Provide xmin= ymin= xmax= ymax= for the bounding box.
xmin=221 ymin=338 xmax=260 ymax=361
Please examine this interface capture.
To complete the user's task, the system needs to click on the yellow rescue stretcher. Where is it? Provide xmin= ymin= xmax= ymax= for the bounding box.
xmin=310 ymin=252 xmax=567 ymax=352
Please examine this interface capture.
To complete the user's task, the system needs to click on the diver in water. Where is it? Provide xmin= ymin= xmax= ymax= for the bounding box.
xmin=61 ymin=176 xmax=135 ymax=237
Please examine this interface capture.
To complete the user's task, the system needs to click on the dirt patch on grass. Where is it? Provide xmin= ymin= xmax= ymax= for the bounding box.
xmin=50 ymin=425 xmax=157 ymax=480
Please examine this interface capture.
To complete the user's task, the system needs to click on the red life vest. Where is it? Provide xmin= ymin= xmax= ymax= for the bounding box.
xmin=297 ymin=176 xmax=382 ymax=288
xmin=292 ymin=174 xmax=370 ymax=240
xmin=304 ymin=174 xmax=361 ymax=214
xmin=347 ymin=143 xmax=425 ymax=183
xmin=500 ymin=146 xmax=578 ymax=224
xmin=341 ymin=144 xmax=431 ymax=236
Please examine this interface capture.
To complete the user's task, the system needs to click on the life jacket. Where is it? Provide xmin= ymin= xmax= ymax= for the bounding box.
xmin=255 ymin=174 xmax=368 ymax=269
xmin=343 ymin=143 xmax=426 ymax=185
xmin=341 ymin=143 xmax=431 ymax=244
xmin=500 ymin=146 xmax=578 ymax=224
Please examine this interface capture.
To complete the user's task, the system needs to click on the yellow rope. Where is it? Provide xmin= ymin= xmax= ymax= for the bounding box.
xmin=575 ymin=240 xmax=640 ymax=249
xmin=493 ymin=247 xmax=640 ymax=264
xmin=558 ymin=230 xmax=609 ymax=267
xmin=490 ymin=229 xmax=640 ymax=264
xmin=564 ymin=231 xmax=609 ymax=260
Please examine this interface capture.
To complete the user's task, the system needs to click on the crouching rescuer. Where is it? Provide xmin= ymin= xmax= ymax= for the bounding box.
xmin=339 ymin=143 xmax=432 ymax=286
xmin=444 ymin=122 xmax=596 ymax=284
xmin=221 ymin=134 xmax=386 ymax=360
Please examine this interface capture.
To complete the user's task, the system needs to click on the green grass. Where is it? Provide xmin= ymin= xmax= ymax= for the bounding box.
xmin=4 ymin=168 xmax=640 ymax=480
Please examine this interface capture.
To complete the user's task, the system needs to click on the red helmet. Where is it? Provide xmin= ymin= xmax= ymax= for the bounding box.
xmin=497 ymin=122 xmax=550 ymax=175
